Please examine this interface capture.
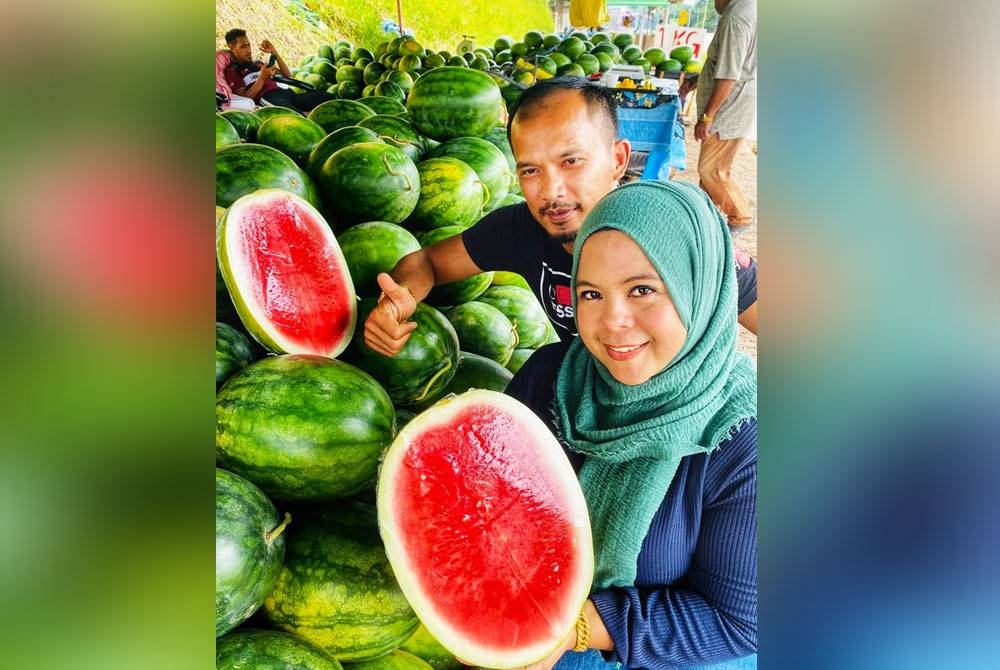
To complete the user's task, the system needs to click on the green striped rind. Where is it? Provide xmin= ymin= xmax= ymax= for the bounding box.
xmin=360 ymin=96 xmax=408 ymax=116
xmin=256 ymin=115 xmax=328 ymax=167
xmin=216 ymin=468 xmax=288 ymax=637
xmin=262 ymin=502 xmax=420 ymax=661
xmin=342 ymin=300 xmax=459 ymax=407
xmin=483 ymin=127 xmax=515 ymax=172
xmin=216 ymin=321 xmax=256 ymax=388
xmin=445 ymin=302 xmax=517 ymax=366
xmin=399 ymin=624 xmax=463 ymax=670
xmin=216 ymin=355 xmax=396 ymax=502
xmin=217 ymin=629 xmax=343 ymax=670
xmin=476 ymin=285 xmax=550 ymax=349
xmin=337 ymin=221 xmax=421 ymax=298
xmin=426 ymin=137 xmax=512 ymax=211
xmin=405 ymin=158 xmax=485 ymax=232
xmin=344 ymin=649 xmax=433 ymax=670
xmin=217 ymin=114 xmax=241 ymax=149
xmin=410 ymin=352 xmax=514 ymax=412
xmin=306 ymin=127 xmax=383 ymax=181
xmin=357 ymin=115 xmax=428 ymax=163
xmin=505 ymin=348 xmax=535 ymax=374
xmin=308 ymin=99 xmax=376 ymax=133
xmin=490 ymin=271 xmax=531 ymax=292
xmin=217 ymin=189 xmax=357 ymax=357
xmin=416 ymin=227 xmax=493 ymax=307
xmin=255 ymin=106 xmax=303 ymax=121
xmin=216 ymin=206 xmax=240 ymax=323
xmin=405 ymin=67 xmax=503 ymax=141
xmin=216 ymin=143 xmax=322 ymax=209
xmin=318 ymin=142 xmax=420 ymax=226
xmin=221 ymin=110 xmax=263 ymax=142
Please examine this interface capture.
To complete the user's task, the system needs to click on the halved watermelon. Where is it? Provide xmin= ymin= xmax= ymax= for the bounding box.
xmin=377 ymin=390 xmax=593 ymax=669
xmin=218 ymin=189 xmax=357 ymax=357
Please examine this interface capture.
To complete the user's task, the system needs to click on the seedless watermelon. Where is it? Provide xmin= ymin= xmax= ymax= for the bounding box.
xmin=218 ymin=189 xmax=357 ymax=357
xmin=377 ymin=390 xmax=593 ymax=669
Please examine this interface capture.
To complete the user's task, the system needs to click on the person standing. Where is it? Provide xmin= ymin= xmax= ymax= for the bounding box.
xmin=692 ymin=0 xmax=757 ymax=232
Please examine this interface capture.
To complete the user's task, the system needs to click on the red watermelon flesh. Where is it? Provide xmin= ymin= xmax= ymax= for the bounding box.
xmin=378 ymin=390 xmax=593 ymax=669
xmin=219 ymin=189 xmax=357 ymax=357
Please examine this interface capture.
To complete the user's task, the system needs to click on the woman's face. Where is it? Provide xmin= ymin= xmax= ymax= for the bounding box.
xmin=575 ymin=230 xmax=688 ymax=385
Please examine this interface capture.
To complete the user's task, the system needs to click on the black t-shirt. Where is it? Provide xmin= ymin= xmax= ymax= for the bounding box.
xmin=462 ymin=203 xmax=757 ymax=341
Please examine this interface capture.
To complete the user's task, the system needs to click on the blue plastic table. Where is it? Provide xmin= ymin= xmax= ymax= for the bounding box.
xmin=616 ymin=98 xmax=685 ymax=180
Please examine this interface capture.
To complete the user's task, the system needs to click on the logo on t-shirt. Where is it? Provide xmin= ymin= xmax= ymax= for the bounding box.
xmin=540 ymin=262 xmax=574 ymax=334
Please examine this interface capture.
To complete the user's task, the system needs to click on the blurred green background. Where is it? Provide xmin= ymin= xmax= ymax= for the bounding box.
xmin=0 ymin=0 xmax=997 ymax=666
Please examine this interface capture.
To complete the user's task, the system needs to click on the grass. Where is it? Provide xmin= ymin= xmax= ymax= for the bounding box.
xmin=216 ymin=0 xmax=554 ymax=66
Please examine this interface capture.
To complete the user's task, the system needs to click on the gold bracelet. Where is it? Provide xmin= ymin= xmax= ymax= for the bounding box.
xmin=572 ymin=608 xmax=591 ymax=652
xmin=701 ymin=113 xmax=714 ymax=123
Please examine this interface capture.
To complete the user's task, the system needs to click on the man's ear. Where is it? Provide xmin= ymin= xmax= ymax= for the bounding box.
xmin=612 ymin=138 xmax=631 ymax=179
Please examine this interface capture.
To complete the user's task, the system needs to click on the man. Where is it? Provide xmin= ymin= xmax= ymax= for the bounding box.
xmin=223 ymin=29 xmax=333 ymax=112
xmin=364 ymin=78 xmax=757 ymax=357
xmin=688 ymin=0 xmax=757 ymax=232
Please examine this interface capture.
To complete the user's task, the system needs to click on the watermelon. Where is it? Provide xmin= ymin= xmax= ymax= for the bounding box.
xmin=400 ymin=624 xmax=462 ymax=670
xmin=343 ymin=649 xmax=432 ymax=670
xmin=405 ymin=157 xmax=485 ymax=231
xmin=445 ymin=302 xmax=518 ymax=366
xmin=669 ymin=44 xmax=693 ymax=64
xmin=377 ymin=390 xmax=593 ymax=669
xmin=683 ymin=58 xmax=703 ymax=74
xmin=490 ymin=271 xmax=532 ymax=292
xmin=415 ymin=226 xmax=494 ymax=308
xmin=216 ymin=468 xmax=290 ymax=637
xmin=308 ymin=99 xmax=376 ymax=133
xmin=216 ymin=143 xmax=322 ymax=210
xmin=256 ymin=114 xmax=328 ymax=167
xmin=305 ymin=126 xmax=383 ymax=181
xmin=406 ymin=67 xmax=503 ymax=141
xmin=221 ymin=110 xmax=262 ymax=142
xmin=482 ymin=127 xmax=516 ymax=173
xmin=342 ymin=300 xmax=459 ymax=407
xmin=361 ymin=95 xmax=407 ymax=116
xmin=262 ymin=502 xmax=419 ymax=661
xmin=216 ymin=321 xmax=256 ymax=389
xmin=337 ymin=221 xmax=421 ymax=298
xmin=357 ymin=115 xmax=427 ymax=163
xmin=217 ymin=114 xmax=241 ymax=149
xmin=217 ymin=189 xmax=357 ymax=357
xmin=505 ymin=348 xmax=535 ymax=374
xmin=373 ymin=80 xmax=406 ymax=102
xmin=217 ymin=629 xmax=343 ymax=670
xmin=410 ymin=352 xmax=514 ymax=413
xmin=255 ymin=105 xmax=302 ymax=121
xmin=217 ymin=354 xmax=396 ymax=501
xmin=426 ymin=137 xmax=512 ymax=211
xmin=658 ymin=59 xmax=682 ymax=74
xmin=476 ymin=285 xmax=550 ymax=349
xmin=318 ymin=142 xmax=421 ymax=226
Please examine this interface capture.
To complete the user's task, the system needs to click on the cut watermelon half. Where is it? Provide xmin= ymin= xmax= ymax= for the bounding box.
xmin=377 ymin=390 xmax=593 ymax=669
xmin=219 ymin=189 xmax=357 ymax=357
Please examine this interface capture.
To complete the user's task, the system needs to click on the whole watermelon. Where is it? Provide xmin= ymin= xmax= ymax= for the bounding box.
xmin=221 ymin=110 xmax=262 ymax=142
xmin=405 ymin=67 xmax=503 ymax=141
xmin=318 ymin=142 xmax=421 ymax=226
xmin=342 ymin=300 xmax=459 ymax=407
xmin=262 ymin=502 xmax=419 ymax=662
xmin=344 ymin=650 xmax=433 ymax=670
xmin=505 ymin=348 xmax=535 ymax=374
xmin=216 ymin=114 xmax=241 ymax=149
xmin=256 ymin=114 xmax=328 ymax=167
xmin=217 ymin=629 xmax=343 ymax=670
xmin=216 ymin=143 xmax=322 ymax=209
xmin=426 ymin=137 xmax=513 ymax=212
xmin=216 ymin=355 xmax=396 ymax=502
xmin=308 ymin=99 xmax=376 ymax=133
xmin=216 ymin=321 xmax=256 ymax=389
xmin=357 ymin=115 xmax=427 ymax=163
xmin=337 ymin=221 xmax=421 ymax=298
xmin=404 ymin=157 xmax=485 ymax=232
xmin=476 ymin=285 xmax=550 ymax=349
xmin=216 ymin=468 xmax=290 ymax=637
xmin=445 ymin=302 xmax=518 ymax=366
xmin=306 ymin=126 xmax=383 ymax=181
xmin=415 ymin=226 xmax=494 ymax=307
xmin=399 ymin=624 xmax=463 ymax=670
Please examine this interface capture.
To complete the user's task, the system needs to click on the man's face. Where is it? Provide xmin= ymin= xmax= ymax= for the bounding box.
xmin=229 ymin=36 xmax=253 ymax=64
xmin=510 ymin=89 xmax=630 ymax=252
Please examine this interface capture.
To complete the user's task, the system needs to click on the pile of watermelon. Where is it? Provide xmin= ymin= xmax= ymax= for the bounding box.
xmin=216 ymin=32 xmax=593 ymax=670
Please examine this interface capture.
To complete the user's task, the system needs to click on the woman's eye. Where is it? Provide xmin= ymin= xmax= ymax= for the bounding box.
xmin=630 ymin=285 xmax=656 ymax=297
xmin=578 ymin=290 xmax=601 ymax=301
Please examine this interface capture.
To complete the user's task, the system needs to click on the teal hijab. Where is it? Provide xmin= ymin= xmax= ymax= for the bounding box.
xmin=554 ymin=181 xmax=757 ymax=590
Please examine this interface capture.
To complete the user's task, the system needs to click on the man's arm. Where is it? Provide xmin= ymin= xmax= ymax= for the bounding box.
xmin=260 ymin=39 xmax=292 ymax=78
xmin=694 ymin=78 xmax=736 ymax=141
xmin=232 ymin=63 xmax=274 ymax=99
xmin=363 ymin=235 xmax=482 ymax=356
xmin=737 ymin=300 xmax=757 ymax=335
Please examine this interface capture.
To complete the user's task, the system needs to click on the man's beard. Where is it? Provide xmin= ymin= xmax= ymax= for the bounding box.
xmin=552 ymin=230 xmax=577 ymax=245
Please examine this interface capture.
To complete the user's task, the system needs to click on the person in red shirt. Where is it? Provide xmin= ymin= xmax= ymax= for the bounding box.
xmin=223 ymin=29 xmax=334 ymax=112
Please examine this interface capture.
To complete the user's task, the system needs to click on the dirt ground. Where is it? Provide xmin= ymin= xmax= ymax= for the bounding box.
xmin=673 ymin=130 xmax=758 ymax=363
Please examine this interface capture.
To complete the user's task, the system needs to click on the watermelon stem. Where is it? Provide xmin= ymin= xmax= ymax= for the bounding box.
xmin=382 ymin=155 xmax=414 ymax=191
xmin=413 ymin=359 xmax=454 ymax=402
xmin=265 ymin=512 xmax=292 ymax=545
xmin=478 ymin=180 xmax=491 ymax=214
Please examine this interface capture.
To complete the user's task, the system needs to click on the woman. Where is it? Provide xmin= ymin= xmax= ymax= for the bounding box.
xmin=506 ymin=181 xmax=757 ymax=670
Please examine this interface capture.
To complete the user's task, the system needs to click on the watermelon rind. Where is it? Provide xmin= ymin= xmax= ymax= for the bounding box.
xmin=377 ymin=390 xmax=593 ymax=669
xmin=217 ymin=629 xmax=343 ymax=670
xmin=218 ymin=189 xmax=357 ymax=358
xmin=344 ymin=649 xmax=433 ymax=670
xmin=399 ymin=624 xmax=463 ymax=670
